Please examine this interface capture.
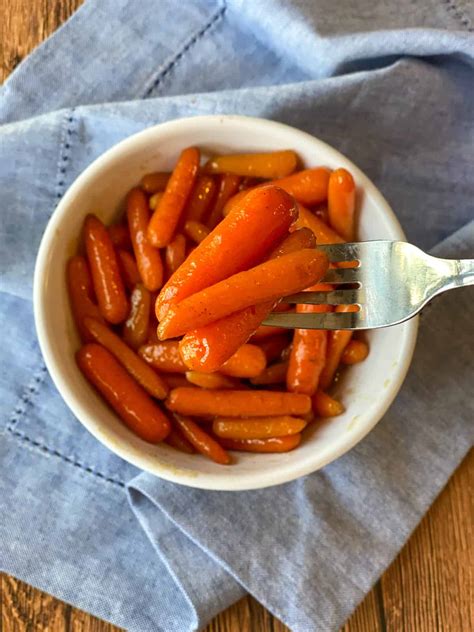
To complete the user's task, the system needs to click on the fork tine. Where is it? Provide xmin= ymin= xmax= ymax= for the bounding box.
xmin=317 ymin=243 xmax=361 ymax=262
xmin=284 ymin=289 xmax=363 ymax=305
xmin=263 ymin=311 xmax=362 ymax=330
xmin=322 ymin=267 xmax=360 ymax=284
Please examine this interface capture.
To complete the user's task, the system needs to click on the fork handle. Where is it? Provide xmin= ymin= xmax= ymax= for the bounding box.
xmin=443 ymin=257 xmax=474 ymax=291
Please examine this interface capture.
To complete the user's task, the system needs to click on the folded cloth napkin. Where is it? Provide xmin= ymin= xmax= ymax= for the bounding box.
xmin=1 ymin=1 xmax=473 ymax=630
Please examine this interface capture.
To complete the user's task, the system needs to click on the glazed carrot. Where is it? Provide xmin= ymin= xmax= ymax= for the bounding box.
xmin=127 ymin=188 xmax=164 ymax=291
xmin=328 ymin=168 xmax=356 ymax=241
xmin=219 ymin=435 xmax=301 ymax=453
xmin=184 ymin=175 xmax=216 ymax=222
xmin=76 ymin=344 xmax=170 ymax=443
xmin=83 ymin=317 xmax=168 ymax=399
xmin=162 ymin=373 xmax=189 ymax=389
xmin=312 ymin=390 xmax=345 ymax=417
xmin=250 ymin=362 xmax=288 ymax=385
xmin=204 ymin=150 xmax=297 ymax=179
xmin=256 ymin=334 xmax=290 ymax=363
xmin=178 ymin=228 xmax=315 ymax=372
xmin=156 ymin=186 xmax=298 ymax=320
xmin=122 ymin=284 xmax=151 ymax=350
xmin=173 ymin=415 xmax=231 ymax=465
xmin=222 ymin=189 xmax=248 ymax=217
xmin=140 ymin=171 xmax=170 ymax=194
xmin=292 ymin=204 xmax=344 ymax=244
xmin=213 ymin=416 xmax=306 ymax=439
xmin=165 ymin=424 xmax=195 ymax=454
xmin=185 ymin=371 xmax=241 ymax=389
xmin=184 ymin=220 xmax=210 ymax=244
xmin=108 ymin=224 xmax=132 ymax=250
xmin=158 ymin=248 xmax=329 ymax=339
xmin=117 ymin=249 xmax=141 ymax=290
xmin=166 ymin=388 xmax=311 ymax=417
xmin=286 ymin=283 xmax=333 ymax=396
xmin=147 ymin=147 xmax=200 ymax=247
xmin=165 ymin=233 xmax=186 ymax=276
xmin=239 ymin=177 xmax=262 ymax=190
xmin=272 ymin=167 xmax=331 ymax=205
xmin=206 ymin=174 xmax=241 ymax=229
xmin=319 ymin=304 xmax=358 ymax=390
xmin=251 ymin=325 xmax=289 ymax=340
xmin=83 ymin=214 xmax=129 ymax=324
xmin=139 ymin=341 xmax=187 ymax=373
xmin=67 ymin=255 xmax=104 ymax=341
xmin=219 ymin=344 xmax=266 ymax=378
xmin=149 ymin=192 xmax=164 ymax=211
xmin=313 ymin=204 xmax=329 ymax=225
xmin=341 ymin=339 xmax=369 ymax=365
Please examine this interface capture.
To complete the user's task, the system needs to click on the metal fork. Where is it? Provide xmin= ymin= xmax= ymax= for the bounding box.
xmin=263 ymin=241 xmax=474 ymax=330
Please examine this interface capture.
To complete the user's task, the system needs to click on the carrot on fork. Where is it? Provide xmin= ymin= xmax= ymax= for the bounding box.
xmin=155 ymin=185 xmax=298 ymax=320
xmin=147 ymin=147 xmax=200 ymax=248
xmin=158 ymin=248 xmax=329 ymax=339
xmin=204 ymin=150 xmax=297 ymax=179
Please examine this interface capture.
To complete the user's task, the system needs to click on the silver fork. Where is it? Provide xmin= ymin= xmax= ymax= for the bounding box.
xmin=263 ymin=241 xmax=474 ymax=330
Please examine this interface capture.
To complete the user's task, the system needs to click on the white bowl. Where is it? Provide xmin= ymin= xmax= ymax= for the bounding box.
xmin=34 ymin=115 xmax=418 ymax=491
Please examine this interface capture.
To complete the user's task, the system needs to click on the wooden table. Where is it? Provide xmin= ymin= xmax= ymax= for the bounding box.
xmin=1 ymin=2 xmax=473 ymax=630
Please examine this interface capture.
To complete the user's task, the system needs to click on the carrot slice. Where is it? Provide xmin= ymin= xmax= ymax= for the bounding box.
xmin=67 ymin=255 xmax=104 ymax=341
xmin=140 ymin=172 xmax=170 ymax=194
xmin=271 ymin=167 xmax=331 ymax=205
xmin=292 ymin=204 xmax=344 ymax=244
xmin=147 ymin=147 xmax=200 ymax=247
xmin=173 ymin=415 xmax=231 ymax=464
xmin=312 ymin=391 xmax=345 ymax=417
xmin=122 ymin=284 xmax=151 ymax=350
xmin=166 ymin=388 xmax=311 ymax=417
xmin=108 ymin=224 xmax=132 ymax=250
xmin=319 ymin=304 xmax=358 ymax=390
xmin=286 ymin=283 xmax=333 ymax=396
xmin=205 ymin=174 xmax=241 ymax=229
xmin=178 ymin=228 xmax=315 ymax=372
xmin=328 ymin=168 xmax=356 ymax=241
xmin=213 ymin=416 xmax=305 ymax=439
xmin=204 ymin=150 xmax=297 ymax=179
xmin=184 ymin=220 xmax=210 ymax=244
xmin=184 ymin=175 xmax=216 ymax=222
xmin=341 ymin=339 xmax=369 ymax=365
xmin=83 ymin=214 xmax=129 ymax=324
xmin=185 ymin=372 xmax=241 ymax=389
xmin=219 ymin=435 xmax=301 ymax=453
xmin=250 ymin=362 xmax=288 ymax=385
xmin=77 ymin=343 xmax=170 ymax=443
xmin=156 ymin=185 xmax=298 ymax=320
xmin=127 ymin=188 xmax=164 ymax=291
xmin=165 ymin=233 xmax=186 ymax=277
xmin=158 ymin=248 xmax=328 ymax=339
xmin=117 ymin=249 xmax=141 ymax=291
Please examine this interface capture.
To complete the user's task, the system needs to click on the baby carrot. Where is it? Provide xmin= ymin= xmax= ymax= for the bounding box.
xmin=158 ymin=248 xmax=329 ymax=339
xmin=312 ymin=391 xmax=345 ymax=417
xmin=286 ymin=283 xmax=333 ymax=396
xmin=166 ymin=388 xmax=311 ymax=417
xmin=219 ymin=344 xmax=266 ymax=378
xmin=206 ymin=174 xmax=241 ymax=229
xmin=139 ymin=341 xmax=187 ymax=373
xmin=84 ymin=214 xmax=129 ymax=324
xmin=222 ymin=189 xmax=248 ymax=217
xmin=256 ymin=334 xmax=290 ymax=363
xmin=204 ymin=150 xmax=297 ymax=179
xmin=219 ymin=435 xmax=301 ymax=453
xmin=178 ymin=228 xmax=315 ymax=372
xmin=165 ymin=425 xmax=195 ymax=454
xmin=173 ymin=415 xmax=231 ymax=465
xmin=271 ymin=167 xmax=331 ymax=206
xmin=250 ymin=362 xmax=288 ymax=385
xmin=213 ymin=416 xmax=306 ymax=439
xmin=122 ymin=284 xmax=151 ymax=350
xmin=184 ymin=175 xmax=216 ymax=222
xmin=319 ymin=304 xmax=358 ymax=390
xmin=76 ymin=343 xmax=170 ymax=443
xmin=185 ymin=372 xmax=241 ymax=389
xmin=184 ymin=220 xmax=210 ymax=244
xmin=67 ymin=255 xmax=104 ymax=341
xmin=328 ymin=168 xmax=356 ymax=241
xmin=156 ymin=185 xmax=298 ymax=320
xmin=127 ymin=188 xmax=164 ymax=291
xmin=341 ymin=339 xmax=369 ymax=364
xmin=165 ymin=233 xmax=186 ymax=276
xmin=108 ymin=224 xmax=132 ymax=250
xmin=292 ymin=204 xmax=344 ymax=244
xmin=83 ymin=317 xmax=168 ymax=399
xmin=140 ymin=171 xmax=170 ymax=194
xmin=147 ymin=147 xmax=200 ymax=247
xmin=117 ymin=249 xmax=141 ymax=290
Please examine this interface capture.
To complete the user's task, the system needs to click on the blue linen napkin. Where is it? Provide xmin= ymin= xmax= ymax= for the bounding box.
xmin=1 ymin=1 xmax=473 ymax=630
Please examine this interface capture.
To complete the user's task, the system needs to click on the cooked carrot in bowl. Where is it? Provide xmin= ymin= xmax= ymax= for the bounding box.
xmin=68 ymin=147 xmax=369 ymax=461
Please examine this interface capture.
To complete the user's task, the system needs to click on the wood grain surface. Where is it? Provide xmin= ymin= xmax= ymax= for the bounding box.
xmin=1 ymin=2 xmax=472 ymax=630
